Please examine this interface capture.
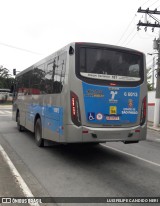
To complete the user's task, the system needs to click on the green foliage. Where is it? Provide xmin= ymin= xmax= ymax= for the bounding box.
xmin=0 ymin=65 xmax=14 ymax=89
xmin=146 ymin=67 xmax=154 ymax=91
xmin=147 ymin=82 xmax=153 ymax=91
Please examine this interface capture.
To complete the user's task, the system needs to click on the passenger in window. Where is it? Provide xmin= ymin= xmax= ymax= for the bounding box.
xmin=117 ymin=54 xmax=129 ymax=76
xmin=93 ymin=60 xmax=112 ymax=74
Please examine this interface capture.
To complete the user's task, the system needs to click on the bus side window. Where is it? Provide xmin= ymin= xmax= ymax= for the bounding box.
xmin=45 ymin=58 xmax=57 ymax=94
xmin=16 ymin=76 xmax=24 ymax=97
xmin=45 ymin=52 xmax=67 ymax=94
xmin=33 ymin=64 xmax=45 ymax=94
xmin=53 ymin=52 xmax=67 ymax=93
xmin=23 ymin=70 xmax=33 ymax=95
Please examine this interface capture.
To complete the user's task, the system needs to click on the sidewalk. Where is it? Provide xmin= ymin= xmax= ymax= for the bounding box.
xmin=147 ymin=121 xmax=160 ymax=132
xmin=147 ymin=121 xmax=160 ymax=143
xmin=0 ymin=148 xmax=28 ymax=206
xmin=0 ymin=152 xmax=25 ymax=197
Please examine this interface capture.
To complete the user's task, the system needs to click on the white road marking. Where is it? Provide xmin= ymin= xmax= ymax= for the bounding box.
xmin=101 ymin=144 xmax=160 ymax=167
xmin=0 ymin=105 xmax=12 ymax=107
xmin=0 ymin=115 xmax=12 ymax=117
xmin=5 ymin=111 xmax=12 ymax=114
xmin=0 ymin=144 xmax=40 ymax=206
xmin=0 ymin=111 xmax=12 ymax=116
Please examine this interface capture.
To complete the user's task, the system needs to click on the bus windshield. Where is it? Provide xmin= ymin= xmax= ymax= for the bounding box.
xmin=79 ymin=47 xmax=143 ymax=82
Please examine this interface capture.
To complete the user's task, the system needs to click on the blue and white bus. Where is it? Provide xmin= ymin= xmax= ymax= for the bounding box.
xmin=13 ymin=42 xmax=147 ymax=147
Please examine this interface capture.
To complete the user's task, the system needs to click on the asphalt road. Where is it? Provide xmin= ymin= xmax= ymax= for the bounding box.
xmin=0 ymin=105 xmax=160 ymax=206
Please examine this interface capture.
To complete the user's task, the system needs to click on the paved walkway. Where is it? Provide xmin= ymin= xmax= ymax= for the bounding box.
xmin=148 ymin=121 xmax=160 ymax=132
xmin=0 ymin=147 xmax=29 ymax=206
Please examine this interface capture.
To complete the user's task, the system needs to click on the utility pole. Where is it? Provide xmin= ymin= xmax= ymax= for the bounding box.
xmin=137 ymin=8 xmax=160 ymax=31
xmin=137 ymin=7 xmax=160 ymax=127
xmin=153 ymin=34 xmax=160 ymax=127
xmin=152 ymin=56 xmax=155 ymax=89
xmin=148 ymin=54 xmax=156 ymax=89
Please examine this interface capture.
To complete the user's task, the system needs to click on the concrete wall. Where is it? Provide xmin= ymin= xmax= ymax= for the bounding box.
xmin=147 ymin=91 xmax=160 ymax=122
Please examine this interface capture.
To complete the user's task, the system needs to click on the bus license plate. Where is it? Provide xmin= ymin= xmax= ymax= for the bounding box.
xmin=106 ymin=116 xmax=119 ymax=120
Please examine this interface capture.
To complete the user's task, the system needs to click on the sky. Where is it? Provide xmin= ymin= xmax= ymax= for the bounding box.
xmin=0 ymin=0 xmax=160 ymax=75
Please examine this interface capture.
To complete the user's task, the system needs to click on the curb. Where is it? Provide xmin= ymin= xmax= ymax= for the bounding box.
xmin=147 ymin=126 xmax=160 ymax=132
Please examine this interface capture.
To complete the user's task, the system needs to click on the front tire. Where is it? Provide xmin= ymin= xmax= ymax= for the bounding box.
xmin=35 ymin=118 xmax=44 ymax=147
xmin=17 ymin=112 xmax=24 ymax=132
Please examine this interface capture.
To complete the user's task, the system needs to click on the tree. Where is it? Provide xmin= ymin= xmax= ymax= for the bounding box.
xmin=0 ymin=65 xmax=14 ymax=89
xmin=147 ymin=67 xmax=154 ymax=91
xmin=0 ymin=65 xmax=10 ymax=78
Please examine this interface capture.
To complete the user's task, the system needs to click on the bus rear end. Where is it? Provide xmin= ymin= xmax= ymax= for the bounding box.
xmin=66 ymin=42 xmax=147 ymax=144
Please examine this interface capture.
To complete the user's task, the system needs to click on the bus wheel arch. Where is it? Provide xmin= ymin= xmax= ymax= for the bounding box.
xmin=34 ymin=115 xmax=44 ymax=147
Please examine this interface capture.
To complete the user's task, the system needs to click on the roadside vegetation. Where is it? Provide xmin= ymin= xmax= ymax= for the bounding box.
xmin=0 ymin=65 xmax=14 ymax=104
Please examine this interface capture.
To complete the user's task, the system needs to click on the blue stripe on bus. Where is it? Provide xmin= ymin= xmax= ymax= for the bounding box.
xmin=27 ymin=104 xmax=64 ymax=135
xmin=82 ymin=82 xmax=140 ymax=125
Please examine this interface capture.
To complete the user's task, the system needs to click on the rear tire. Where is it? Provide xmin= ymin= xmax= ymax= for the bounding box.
xmin=124 ymin=141 xmax=139 ymax=144
xmin=35 ymin=118 xmax=44 ymax=147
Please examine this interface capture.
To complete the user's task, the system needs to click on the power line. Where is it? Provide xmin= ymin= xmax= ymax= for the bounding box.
xmin=117 ymin=0 xmax=155 ymax=46
xmin=120 ymin=25 xmax=137 ymax=46
xmin=0 ymin=42 xmax=42 ymax=55
xmin=141 ymin=0 xmax=153 ymax=7
xmin=124 ymin=31 xmax=137 ymax=46
xmin=148 ymin=0 xmax=159 ymax=8
xmin=116 ymin=15 xmax=137 ymax=45
xmin=117 ymin=0 xmax=159 ymax=47
xmin=148 ymin=13 xmax=160 ymax=23
xmin=137 ymin=8 xmax=160 ymax=31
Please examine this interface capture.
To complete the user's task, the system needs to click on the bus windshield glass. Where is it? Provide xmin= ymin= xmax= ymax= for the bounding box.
xmin=79 ymin=47 xmax=143 ymax=82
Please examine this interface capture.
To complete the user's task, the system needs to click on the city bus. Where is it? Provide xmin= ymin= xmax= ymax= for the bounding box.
xmin=12 ymin=42 xmax=147 ymax=147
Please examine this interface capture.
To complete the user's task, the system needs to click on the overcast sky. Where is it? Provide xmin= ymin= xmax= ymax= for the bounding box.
xmin=0 ymin=0 xmax=160 ymax=75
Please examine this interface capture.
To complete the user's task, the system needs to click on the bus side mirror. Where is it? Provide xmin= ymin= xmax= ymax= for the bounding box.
xmin=69 ymin=46 xmax=74 ymax=55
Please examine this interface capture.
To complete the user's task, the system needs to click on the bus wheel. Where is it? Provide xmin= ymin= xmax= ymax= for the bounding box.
xmin=17 ymin=112 xmax=24 ymax=132
xmin=35 ymin=118 xmax=44 ymax=147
